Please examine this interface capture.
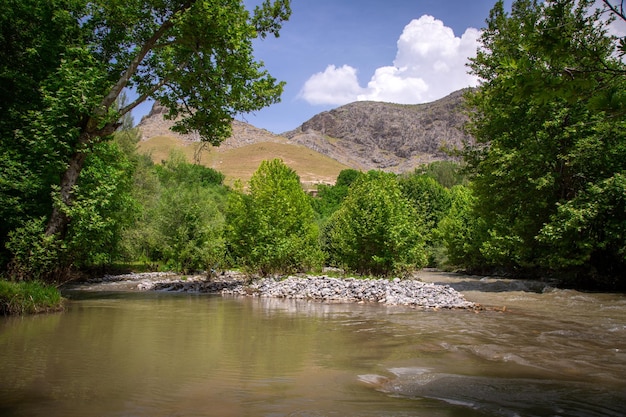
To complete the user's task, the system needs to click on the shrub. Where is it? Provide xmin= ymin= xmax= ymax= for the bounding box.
xmin=226 ymin=159 xmax=323 ymax=275
xmin=5 ymin=218 xmax=70 ymax=282
xmin=324 ymin=171 xmax=427 ymax=277
xmin=437 ymin=185 xmax=488 ymax=270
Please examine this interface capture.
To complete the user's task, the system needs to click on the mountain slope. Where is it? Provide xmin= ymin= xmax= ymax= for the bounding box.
xmin=136 ymin=104 xmax=348 ymax=187
xmin=284 ymin=89 xmax=472 ymax=172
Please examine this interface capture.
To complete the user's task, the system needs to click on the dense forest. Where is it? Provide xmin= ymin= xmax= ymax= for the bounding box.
xmin=1 ymin=0 xmax=625 ymax=300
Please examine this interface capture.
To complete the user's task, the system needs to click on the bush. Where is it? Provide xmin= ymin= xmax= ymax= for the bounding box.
xmin=5 ymin=218 xmax=70 ymax=282
xmin=437 ymin=185 xmax=488 ymax=271
xmin=155 ymin=151 xmax=225 ymax=187
xmin=226 ymin=159 xmax=323 ymax=275
xmin=117 ymin=152 xmax=229 ymax=273
xmin=324 ymin=171 xmax=427 ymax=277
xmin=154 ymin=185 xmax=226 ymax=273
xmin=538 ymin=173 xmax=626 ymax=287
xmin=312 ymin=169 xmax=363 ymax=220
xmin=414 ymin=160 xmax=467 ymax=188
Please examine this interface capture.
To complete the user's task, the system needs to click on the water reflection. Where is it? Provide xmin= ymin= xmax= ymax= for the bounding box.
xmin=1 ymin=276 xmax=625 ymax=417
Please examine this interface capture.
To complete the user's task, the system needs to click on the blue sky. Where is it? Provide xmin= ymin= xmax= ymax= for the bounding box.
xmin=132 ymin=1 xmax=510 ymax=133
xmin=237 ymin=0 xmax=511 ymax=133
xmin=131 ymin=1 xmax=626 ymax=134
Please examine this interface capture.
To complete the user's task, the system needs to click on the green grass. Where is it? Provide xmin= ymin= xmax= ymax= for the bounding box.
xmin=0 ymin=280 xmax=64 ymax=315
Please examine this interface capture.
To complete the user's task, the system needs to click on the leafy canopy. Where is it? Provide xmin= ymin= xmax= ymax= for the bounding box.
xmin=464 ymin=0 xmax=626 ymax=285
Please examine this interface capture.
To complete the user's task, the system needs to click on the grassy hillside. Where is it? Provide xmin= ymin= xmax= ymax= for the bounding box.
xmin=137 ymin=135 xmax=349 ymax=189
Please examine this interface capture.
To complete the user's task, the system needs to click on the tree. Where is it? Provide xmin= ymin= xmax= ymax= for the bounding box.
xmin=465 ymin=0 xmax=626 ymax=284
xmin=437 ymin=185 xmax=488 ymax=270
xmin=117 ymin=152 xmax=228 ymax=272
xmin=0 ymin=0 xmax=86 ymax=266
xmin=312 ymin=169 xmax=362 ymax=220
xmin=399 ymin=174 xmax=451 ymax=230
xmin=398 ymin=173 xmax=452 ymax=267
xmin=324 ymin=172 xmax=427 ymax=277
xmin=413 ymin=161 xmax=467 ymax=189
xmin=603 ymin=1 xmax=626 ymax=59
xmin=6 ymin=132 xmax=139 ymax=280
xmin=1 ymin=0 xmax=291 ymax=278
xmin=226 ymin=159 xmax=323 ymax=275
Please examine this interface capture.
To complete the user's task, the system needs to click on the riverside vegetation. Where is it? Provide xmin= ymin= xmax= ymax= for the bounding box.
xmin=2 ymin=0 xmax=626 ymax=314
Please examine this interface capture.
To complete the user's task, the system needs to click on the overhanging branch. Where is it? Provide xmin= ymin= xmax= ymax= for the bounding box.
xmin=98 ymin=2 xmax=194 ymax=116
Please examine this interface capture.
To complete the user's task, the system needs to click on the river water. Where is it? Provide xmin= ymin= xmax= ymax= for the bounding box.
xmin=1 ymin=271 xmax=625 ymax=417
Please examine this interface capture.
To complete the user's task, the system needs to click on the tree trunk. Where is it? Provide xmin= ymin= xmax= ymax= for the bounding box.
xmin=44 ymin=148 xmax=88 ymax=238
xmin=44 ymin=121 xmax=118 ymax=237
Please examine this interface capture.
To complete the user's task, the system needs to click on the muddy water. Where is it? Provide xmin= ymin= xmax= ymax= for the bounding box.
xmin=1 ymin=272 xmax=625 ymax=417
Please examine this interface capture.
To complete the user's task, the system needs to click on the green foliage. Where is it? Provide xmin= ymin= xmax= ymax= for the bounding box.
xmin=414 ymin=160 xmax=467 ymax=188
xmin=538 ymin=173 xmax=626 ymax=283
xmin=1 ymin=0 xmax=291 ymax=280
xmin=119 ymin=153 xmax=228 ymax=273
xmin=335 ymin=169 xmax=362 ymax=187
xmin=464 ymin=0 xmax=626 ymax=284
xmin=5 ymin=218 xmax=68 ymax=282
xmin=155 ymin=151 xmax=225 ymax=187
xmin=64 ymin=140 xmax=139 ymax=267
xmin=226 ymin=159 xmax=323 ymax=275
xmin=324 ymin=171 xmax=427 ymax=277
xmin=437 ymin=186 xmax=488 ymax=270
xmin=312 ymin=169 xmax=363 ymax=220
xmin=152 ymin=186 xmax=225 ymax=273
xmin=5 ymin=136 xmax=139 ymax=279
xmin=398 ymin=172 xmax=452 ymax=267
xmin=0 ymin=279 xmax=63 ymax=315
xmin=399 ymin=173 xmax=451 ymax=229
xmin=0 ymin=0 xmax=86 ymax=265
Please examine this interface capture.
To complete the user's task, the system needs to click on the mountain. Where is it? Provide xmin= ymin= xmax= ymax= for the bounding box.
xmin=136 ymin=89 xmax=472 ymax=184
xmin=284 ymin=89 xmax=472 ymax=172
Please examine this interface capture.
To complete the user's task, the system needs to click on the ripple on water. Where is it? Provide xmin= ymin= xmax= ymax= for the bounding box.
xmin=360 ymin=369 xmax=626 ymax=417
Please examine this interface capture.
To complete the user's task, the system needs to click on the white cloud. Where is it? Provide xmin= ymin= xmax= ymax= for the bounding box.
xmin=298 ymin=64 xmax=364 ymax=105
xmin=299 ymin=15 xmax=481 ymax=106
xmin=357 ymin=66 xmax=429 ymax=103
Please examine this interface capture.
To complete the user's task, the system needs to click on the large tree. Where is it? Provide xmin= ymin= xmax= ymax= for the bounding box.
xmin=465 ymin=0 xmax=626 ymax=286
xmin=1 ymin=0 xmax=291 ymax=277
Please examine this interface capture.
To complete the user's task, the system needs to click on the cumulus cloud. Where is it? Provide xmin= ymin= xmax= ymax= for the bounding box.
xmin=299 ymin=15 xmax=481 ymax=106
xmin=298 ymin=64 xmax=364 ymax=105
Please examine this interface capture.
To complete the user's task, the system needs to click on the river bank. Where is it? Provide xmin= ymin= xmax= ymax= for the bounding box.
xmin=0 ymin=279 xmax=64 ymax=315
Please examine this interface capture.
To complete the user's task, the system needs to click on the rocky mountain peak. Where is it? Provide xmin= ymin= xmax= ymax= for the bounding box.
xmin=284 ymin=89 xmax=473 ymax=172
xmin=136 ymin=102 xmax=285 ymax=148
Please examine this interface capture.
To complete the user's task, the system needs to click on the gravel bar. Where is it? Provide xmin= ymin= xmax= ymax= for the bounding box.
xmin=74 ymin=272 xmax=475 ymax=310
xmin=222 ymin=276 xmax=475 ymax=309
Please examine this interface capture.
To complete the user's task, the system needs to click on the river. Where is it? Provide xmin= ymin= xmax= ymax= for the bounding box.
xmin=1 ymin=271 xmax=625 ymax=416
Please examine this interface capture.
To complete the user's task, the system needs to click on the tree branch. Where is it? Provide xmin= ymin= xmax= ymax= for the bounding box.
xmin=118 ymin=78 xmax=168 ymax=116
xmin=118 ymin=57 xmax=191 ymax=117
xmin=98 ymin=2 xmax=194 ymax=115
xmin=603 ymin=0 xmax=626 ymax=22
